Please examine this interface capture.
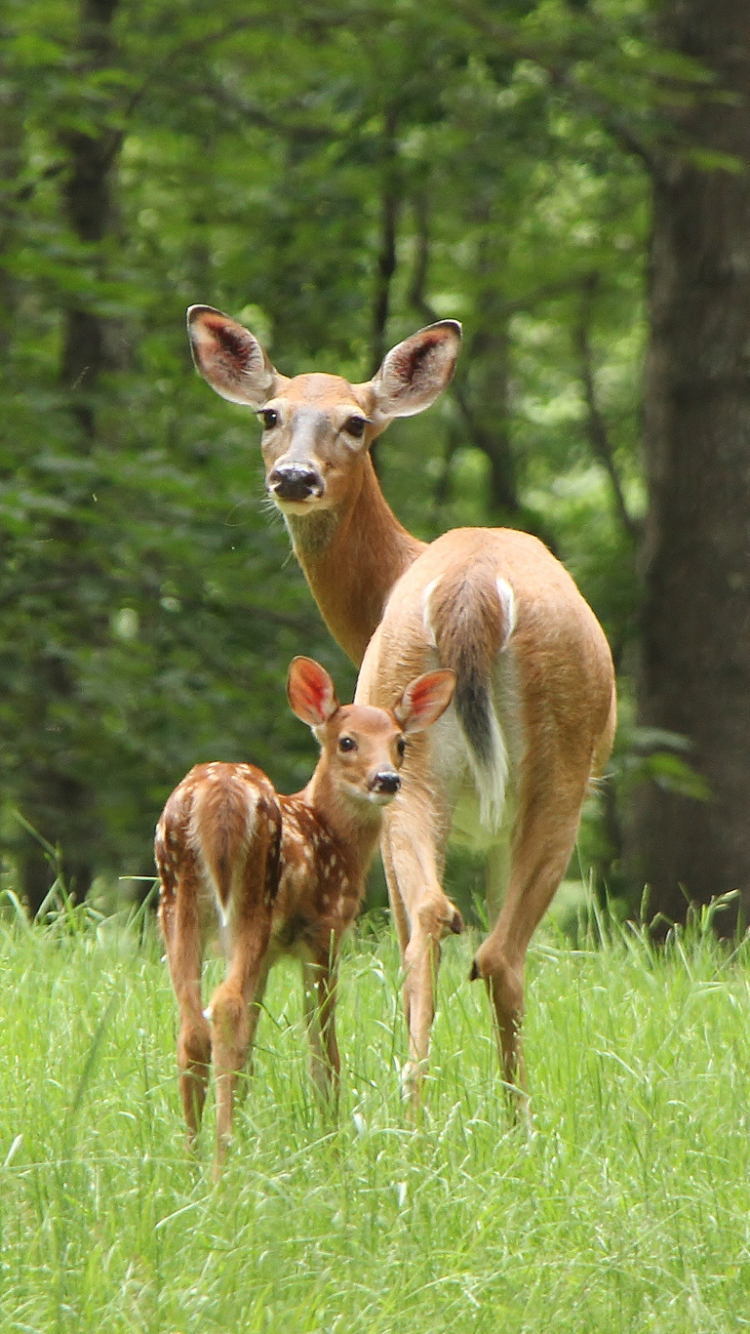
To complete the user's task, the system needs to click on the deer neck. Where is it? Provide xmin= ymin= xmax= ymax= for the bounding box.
xmin=303 ymin=768 xmax=384 ymax=881
xmin=284 ymin=455 xmax=426 ymax=666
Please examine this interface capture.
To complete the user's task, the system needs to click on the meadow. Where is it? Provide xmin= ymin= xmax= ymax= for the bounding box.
xmin=1 ymin=891 xmax=750 ymax=1333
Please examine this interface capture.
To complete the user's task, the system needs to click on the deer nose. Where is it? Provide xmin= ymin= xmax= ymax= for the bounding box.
xmin=371 ymin=770 xmax=401 ymax=796
xmin=268 ymin=464 xmax=322 ymax=502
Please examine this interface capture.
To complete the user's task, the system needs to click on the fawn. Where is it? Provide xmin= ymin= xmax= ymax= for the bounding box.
xmin=155 ymin=654 xmax=455 ymax=1173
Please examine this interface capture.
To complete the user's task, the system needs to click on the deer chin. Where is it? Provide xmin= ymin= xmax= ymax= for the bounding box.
xmin=270 ymin=495 xmax=319 ymax=515
xmin=270 ymin=488 xmax=334 ymax=516
xmin=365 ymin=789 xmax=398 ymax=807
xmin=338 ymin=783 xmax=396 ymax=809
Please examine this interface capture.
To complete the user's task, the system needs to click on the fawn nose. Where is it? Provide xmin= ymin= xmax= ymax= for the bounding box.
xmin=268 ymin=464 xmax=322 ymax=502
xmin=371 ymin=770 xmax=401 ymax=797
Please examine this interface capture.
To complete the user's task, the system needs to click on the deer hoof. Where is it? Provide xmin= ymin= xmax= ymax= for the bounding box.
xmin=469 ymin=957 xmax=481 ymax=981
xmin=450 ymin=908 xmax=464 ymax=935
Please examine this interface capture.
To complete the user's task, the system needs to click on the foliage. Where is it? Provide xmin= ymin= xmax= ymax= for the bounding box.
xmin=0 ymin=0 xmax=673 ymax=905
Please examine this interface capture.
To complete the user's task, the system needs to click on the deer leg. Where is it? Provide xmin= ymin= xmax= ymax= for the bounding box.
xmin=302 ymin=952 xmax=340 ymax=1108
xmin=471 ymin=793 xmax=585 ymax=1108
xmin=159 ymin=866 xmax=211 ymax=1147
xmin=209 ymin=920 xmax=271 ymax=1178
xmin=382 ymin=801 xmax=462 ymax=1105
xmin=236 ymin=959 xmax=270 ymax=1096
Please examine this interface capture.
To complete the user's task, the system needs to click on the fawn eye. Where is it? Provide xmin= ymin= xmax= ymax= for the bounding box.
xmin=344 ymin=415 xmax=367 ymax=439
xmin=339 ymin=735 xmax=356 ymax=753
xmin=396 ymin=737 xmax=407 ymax=758
xmin=258 ymin=408 xmax=279 ymax=430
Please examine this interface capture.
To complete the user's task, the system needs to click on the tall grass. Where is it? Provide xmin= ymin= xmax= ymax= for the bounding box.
xmin=1 ymin=895 xmax=750 ymax=1332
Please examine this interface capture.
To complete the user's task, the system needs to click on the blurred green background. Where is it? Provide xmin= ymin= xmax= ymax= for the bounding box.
xmin=0 ymin=0 xmax=681 ymax=919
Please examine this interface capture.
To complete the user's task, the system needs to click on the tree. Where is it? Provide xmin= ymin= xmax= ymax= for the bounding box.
xmin=628 ymin=0 xmax=750 ymax=929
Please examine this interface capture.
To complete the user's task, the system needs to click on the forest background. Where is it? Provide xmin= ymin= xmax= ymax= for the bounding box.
xmin=1 ymin=0 xmax=748 ymax=925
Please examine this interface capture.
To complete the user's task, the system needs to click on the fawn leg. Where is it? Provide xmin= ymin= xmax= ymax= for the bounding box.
xmin=159 ymin=862 xmax=211 ymax=1146
xmin=209 ymin=922 xmax=270 ymax=1178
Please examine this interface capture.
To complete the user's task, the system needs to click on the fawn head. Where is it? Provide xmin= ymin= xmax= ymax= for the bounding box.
xmin=187 ymin=306 xmax=461 ymax=515
xmin=287 ymin=656 xmax=455 ymax=807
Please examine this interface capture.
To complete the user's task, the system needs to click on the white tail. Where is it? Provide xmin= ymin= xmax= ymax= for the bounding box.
xmin=187 ymin=307 xmax=617 ymax=1107
xmin=155 ymin=655 xmax=454 ymax=1173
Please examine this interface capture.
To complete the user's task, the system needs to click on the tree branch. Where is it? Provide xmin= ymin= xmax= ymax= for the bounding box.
xmin=574 ymin=280 xmax=640 ymax=540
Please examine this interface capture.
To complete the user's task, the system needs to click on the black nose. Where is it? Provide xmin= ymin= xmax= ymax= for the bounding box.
xmin=269 ymin=465 xmax=321 ymax=502
xmin=372 ymin=771 xmax=400 ymax=795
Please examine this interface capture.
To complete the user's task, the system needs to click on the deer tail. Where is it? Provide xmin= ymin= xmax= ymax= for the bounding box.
xmin=188 ymin=769 xmax=281 ymax=920
xmin=424 ymin=561 xmax=516 ymax=830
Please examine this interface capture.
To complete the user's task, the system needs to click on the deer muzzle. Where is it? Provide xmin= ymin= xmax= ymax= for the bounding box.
xmin=268 ymin=464 xmax=323 ymax=503
xmin=369 ymin=770 xmax=401 ymax=799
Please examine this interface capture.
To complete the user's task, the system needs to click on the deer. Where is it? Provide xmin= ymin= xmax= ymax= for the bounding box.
xmin=155 ymin=654 xmax=455 ymax=1172
xmin=186 ymin=306 xmax=617 ymax=1109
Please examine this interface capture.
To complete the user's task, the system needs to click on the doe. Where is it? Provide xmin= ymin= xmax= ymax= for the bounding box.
xmin=155 ymin=655 xmax=454 ymax=1173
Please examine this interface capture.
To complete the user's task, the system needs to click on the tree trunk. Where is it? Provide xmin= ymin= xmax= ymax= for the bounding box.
xmin=369 ymin=106 xmax=400 ymax=379
xmin=629 ymin=0 xmax=750 ymax=929
xmin=59 ymin=0 xmax=120 ymax=436
xmin=17 ymin=0 xmax=120 ymax=915
xmin=0 ymin=67 xmax=23 ymax=358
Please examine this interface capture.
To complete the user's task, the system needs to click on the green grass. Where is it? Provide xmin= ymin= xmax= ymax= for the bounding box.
xmin=2 ymin=897 xmax=750 ymax=1333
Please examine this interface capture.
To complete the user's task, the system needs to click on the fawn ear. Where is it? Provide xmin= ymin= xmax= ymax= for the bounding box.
xmin=364 ymin=321 xmax=462 ymax=427
xmin=395 ymin=669 xmax=456 ymax=733
xmin=187 ymin=306 xmax=287 ymax=406
xmin=287 ymin=657 xmax=340 ymax=728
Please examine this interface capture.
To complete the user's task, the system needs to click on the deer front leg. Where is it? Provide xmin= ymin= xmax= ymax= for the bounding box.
xmin=159 ymin=869 xmax=211 ymax=1147
xmin=236 ymin=959 xmax=270 ymax=1099
xmin=382 ymin=802 xmax=462 ymax=1107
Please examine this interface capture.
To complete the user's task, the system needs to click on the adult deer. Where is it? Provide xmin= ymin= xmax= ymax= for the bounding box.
xmin=187 ymin=306 xmax=617 ymax=1102
xmin=156 ymin=654 xmax=454 ymax=1173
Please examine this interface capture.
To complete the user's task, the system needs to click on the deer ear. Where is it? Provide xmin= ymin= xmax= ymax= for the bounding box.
xmin=365 ymin=321 xmax=461 ymax=426
xmin=187 ymin=306 xmax=287 ymax=407
xmin=287 ymin=657 xmax=340 ymax=728
xmin=395 ymin=669 xmax=456 ymax=733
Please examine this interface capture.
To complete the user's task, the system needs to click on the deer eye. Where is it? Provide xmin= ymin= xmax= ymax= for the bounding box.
xmin=343 ymin=415 xmax=367 ymax=439
xmin=339 ymin=735 xmax=356 ymax=753
xmin=396 ymin=737 xmax=406 ymax=758
xmin=258 ymin=408 xmax=279 ymax=430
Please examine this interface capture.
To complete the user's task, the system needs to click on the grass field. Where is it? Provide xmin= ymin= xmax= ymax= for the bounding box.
xmin=2 ymin=892 xmax=750 ymax=1333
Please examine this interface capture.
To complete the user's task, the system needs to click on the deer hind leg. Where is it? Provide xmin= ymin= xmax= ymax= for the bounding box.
xmin=382 ymin=800 xmax=463 ymax=1105
xmin=159 ymin=862 xmax=211 ymax=1147
xmin=209 ymin=929 xmax=270 ymax=1178
xmin=471 ymin=793 xmax=585 ymax=1108
xmin=302 ymin=949 xmax=340 ymax=1109
xmin=208 ymin=849 xmax=275 ymax=1178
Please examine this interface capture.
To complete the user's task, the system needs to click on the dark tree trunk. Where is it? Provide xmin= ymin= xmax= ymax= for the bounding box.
xmin=369 ymin=114 xmax=400 ymax=379
xmin=628 ymin=0 xmax=750 ymax=928
xmin=463 ymin=319 xmax=519 ymax=517
xmin=17 ymin=0 xmax=120 ymax=915
xmin=0 ymin=69 xmax=23 ymax=358
xmin=460 ymin=234 xmax=521 ymax=519
xmin=59 ymin=0 xmax=121 ymax=435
